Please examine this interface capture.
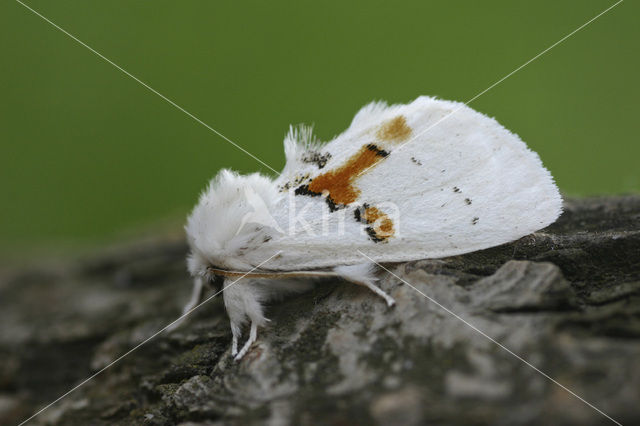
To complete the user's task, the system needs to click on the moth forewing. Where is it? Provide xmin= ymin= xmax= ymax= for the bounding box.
xmin=181 ymin=96 xmax=562 ymax=360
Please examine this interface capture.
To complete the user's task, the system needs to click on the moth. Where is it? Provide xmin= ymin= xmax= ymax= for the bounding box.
xmin=175 ymin=96 xmax=562 ymax=360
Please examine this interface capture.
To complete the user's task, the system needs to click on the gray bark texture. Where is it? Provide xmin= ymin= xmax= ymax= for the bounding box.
xmin=1 ymin=196 xmax=639 ymax=425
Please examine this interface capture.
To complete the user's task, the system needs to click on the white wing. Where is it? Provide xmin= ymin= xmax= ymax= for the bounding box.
xmin=244 ymin=96 xmax=562 ymax=270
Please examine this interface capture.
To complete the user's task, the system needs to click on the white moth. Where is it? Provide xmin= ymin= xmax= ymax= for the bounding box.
xmin=175 ymin=96 xmax=562 ymax=360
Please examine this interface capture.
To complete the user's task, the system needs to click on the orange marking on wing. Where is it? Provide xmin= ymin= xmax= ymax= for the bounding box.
xmin=307 ymin=145 xmax=385 ymax=205
xmin=376 ymin=115 xmax=411 ymax=142
xmin=363 ymin=206 xmax=394 ymax=238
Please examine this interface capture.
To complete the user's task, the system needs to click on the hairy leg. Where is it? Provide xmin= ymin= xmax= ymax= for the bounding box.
xmin=334 ymin=263 xmax=395 ymax=307
xmin=235 ymin=321 xmax=258 ymax=361
xmin=224 ymin=281 xmax=267 ymax=360
xmin=349 ymin=277 xmax=395 ymax=306
xmin=231 ymin=325 xmax=240 ymax=356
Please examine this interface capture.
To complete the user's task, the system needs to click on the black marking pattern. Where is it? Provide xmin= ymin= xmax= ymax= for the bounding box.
xmin=294 ymin=184 xmax=319 ymax=197
xmin=354 ymin=203 xmax=391 ymax=243
xmin=294 ymin=184 xmax=342 ymax=212
xmin=366 ymin=226 xmax=385 ymax=242
xmin=353 ymin=203 xmax=370 ymax=223
xmin=301 ymin=151 xmax=332 ymax=169
xmin=279 ymin=173 xmax=311 ymax=192
xmin=293 ymin=144 xmax=395 ymax=239
xmin=366 ymin=143 xmax=389 ymax=157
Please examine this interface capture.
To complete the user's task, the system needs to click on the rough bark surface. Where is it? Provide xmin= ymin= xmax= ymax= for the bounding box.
xmin=1 ymin=196 xmax=639 ymax=425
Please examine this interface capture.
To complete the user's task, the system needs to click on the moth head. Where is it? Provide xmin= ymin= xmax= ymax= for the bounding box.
xmin=185 ymin=169 xmax=280 ymax=276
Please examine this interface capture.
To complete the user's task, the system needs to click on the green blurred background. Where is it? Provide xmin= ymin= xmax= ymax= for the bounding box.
xmin=1 ymin=0 xmax=637 ymax=251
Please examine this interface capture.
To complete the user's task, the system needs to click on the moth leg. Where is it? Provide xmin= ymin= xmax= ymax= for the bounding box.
xmin=234 ymin=321 xmax=258 ymax=361
xmin=349 ymin=277 xmax=396 ymax=307
xmin=223 ymin=281 xmax=267 ymax=360
xmin=334 ymin=263 xmax=395 ymax=307
xmin=183 ymin=276 xmax=205 ymax=314
xmin=231 ymin=327 xmax=239 ymax=357
xmin=167 ymin=276 xmax=204 ymax=331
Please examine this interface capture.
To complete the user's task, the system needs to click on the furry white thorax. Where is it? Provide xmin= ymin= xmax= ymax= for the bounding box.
xmin=182 ymin=168 xmax=387 ymax=359
xmin=185 ymin=169 xmax=280 ymax=275
xmin=184 ymin=170 xmax=307 ymax=359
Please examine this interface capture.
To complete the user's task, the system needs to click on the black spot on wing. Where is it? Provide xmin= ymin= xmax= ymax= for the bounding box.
xmin=366 ymin=226 xmax=385 ymax=243
xmin=301 ymin=151 xmax=332 ymax=169
xmin=294 ymin=184 xmax=321 ymax=197
xmin=366 ymin=144 xmax=389 ymax=157
xmin=353 ymin=203 xmax=370 ymax=223
xmin=325 ymin=196 xmax=341 ymax=212
xmin=294 ymin=184 xmax=342 ymax=212
xmin=279 ymin=173 xmax=311 ymax=192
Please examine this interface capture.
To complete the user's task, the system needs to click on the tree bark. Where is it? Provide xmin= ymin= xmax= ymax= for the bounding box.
xmin=1 ymin=196 xmax=639 ymax=425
